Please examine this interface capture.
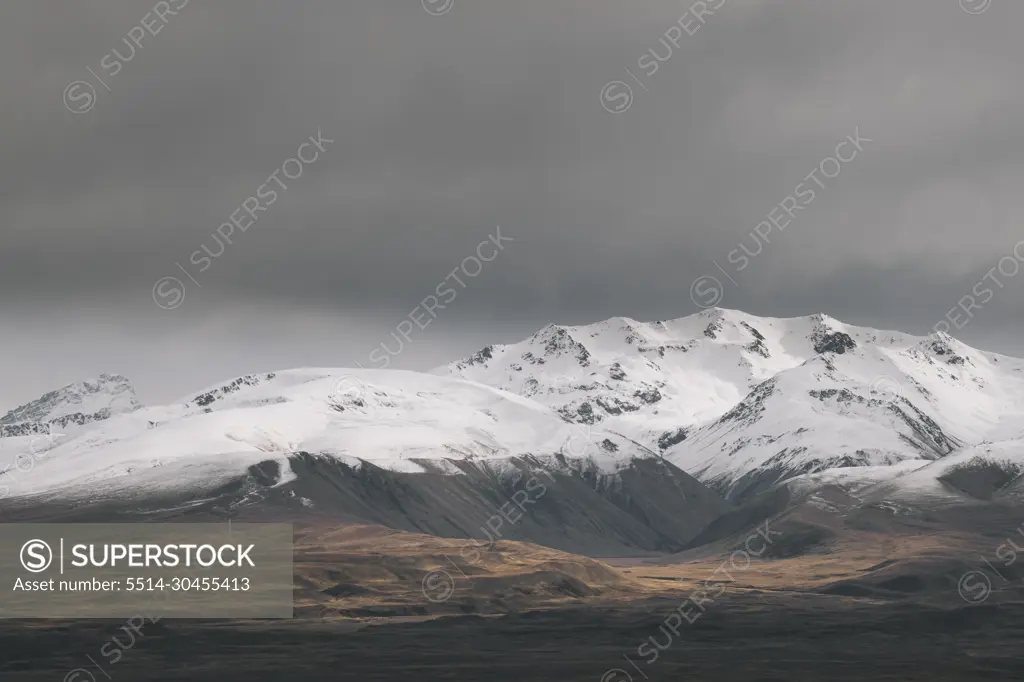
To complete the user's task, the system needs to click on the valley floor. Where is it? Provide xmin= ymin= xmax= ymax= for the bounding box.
xmin=4 ymin=519 xmax=1024 ymax=681
xmin=3 ymin=593 xmax=1024 ymax=681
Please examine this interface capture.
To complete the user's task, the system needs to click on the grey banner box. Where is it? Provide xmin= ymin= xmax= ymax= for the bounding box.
xmin=0 ymin=524 xmax=293 ymax=618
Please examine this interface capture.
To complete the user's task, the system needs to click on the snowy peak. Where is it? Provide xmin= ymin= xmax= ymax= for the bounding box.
xmin=0 ymin=367 xmax=656 ymax=500
xmin=0 ymin=373 xmax=142 ymax=434
xmin=442 ymin=308 xmax=1024 ymax=502
xmin=442 ymin=310 xmax=825 ymax=475
xmin=440 ymin=308 xmax=885 ymax=435
xmin=3 ymin=308 xmax=1024 ymax=521
xmin=530 ymin=324 xmax=594 ymax=367
xmin=808 ymin=315 xmax=857 ymax=355
xmin=182 ymin=372 xmax=282 ymax=410
xmin=910 ymin=332 xmax=975 ymax=368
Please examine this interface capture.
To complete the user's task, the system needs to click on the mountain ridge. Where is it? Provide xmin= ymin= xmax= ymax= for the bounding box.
xmin=0 ymin=373 xmax=142 ymax=437
xmin=5 ymin=307 xmax=1024 ymax=533
xmin=442 ymin=307 xmax=1024 ymax=501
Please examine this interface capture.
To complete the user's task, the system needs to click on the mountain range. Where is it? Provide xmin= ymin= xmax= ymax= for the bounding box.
xmin=4 ymin=308 xmax=1024 ymax=555
xmin=442 ymin=308 xmax=1024 ymax=501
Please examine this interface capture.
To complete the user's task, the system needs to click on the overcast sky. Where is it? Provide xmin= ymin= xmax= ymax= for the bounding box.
xmin=2 ymin=0 xmax=1023 ymax=411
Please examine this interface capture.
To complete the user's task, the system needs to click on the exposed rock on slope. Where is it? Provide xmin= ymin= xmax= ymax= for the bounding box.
xmin=443 ymin=308 xmax=1024 ymax=501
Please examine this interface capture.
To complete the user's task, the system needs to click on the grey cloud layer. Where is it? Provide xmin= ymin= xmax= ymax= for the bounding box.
xmin=1 ymin=0 xmax=1023 ymax=407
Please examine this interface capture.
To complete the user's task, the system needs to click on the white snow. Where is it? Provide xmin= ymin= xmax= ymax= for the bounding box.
xmin=856 ymin=438 xmax=1024 ymax=504
xmin=5 ymin=307 xmax=1024 ymax=504
xmin=442 ymin=308 xmax=1024 ymax=498
xmin=0 ymin=368 xmax=637 ymax=500
xmin=0 ymin=373 xmax=142 ymax=426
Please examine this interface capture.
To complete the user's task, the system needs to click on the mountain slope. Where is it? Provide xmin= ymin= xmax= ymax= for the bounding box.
xmin=442 ymin=308 xmax=1024 ymax=501
xmin=2 ymin=369 xmax=630 ymax=496
xmin=854 ymin=438 xmax=1024 ymax=505
xmin=5 ymin=307 xmax=1024 ymax=554
xmin=0 ymin=368 xmax=729 ymax=554
xmin=440 ymin=309 xmax=921 ymax=445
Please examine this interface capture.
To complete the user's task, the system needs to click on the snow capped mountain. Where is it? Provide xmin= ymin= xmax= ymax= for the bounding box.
xmin=670 ymin=352 xmax=961 ymax=501
xmin=5 ymin=307 xmax=1024 ymax=537
xmin=0 ymin=368 xmax=650 ymax=501
xmin=0 ymin=368 xmax=728 ymax=554
xmin=441 ymin=308 xmax=826 ymax=450
xmin=443 ymin=308 xmax=1024 ymax=501
xmin=0 ymin=373 xmax=142 ymax=437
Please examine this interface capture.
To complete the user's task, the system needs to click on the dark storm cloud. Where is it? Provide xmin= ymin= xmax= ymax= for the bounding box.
xmin=2 ymin=0 xmax=1024 ymax=408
